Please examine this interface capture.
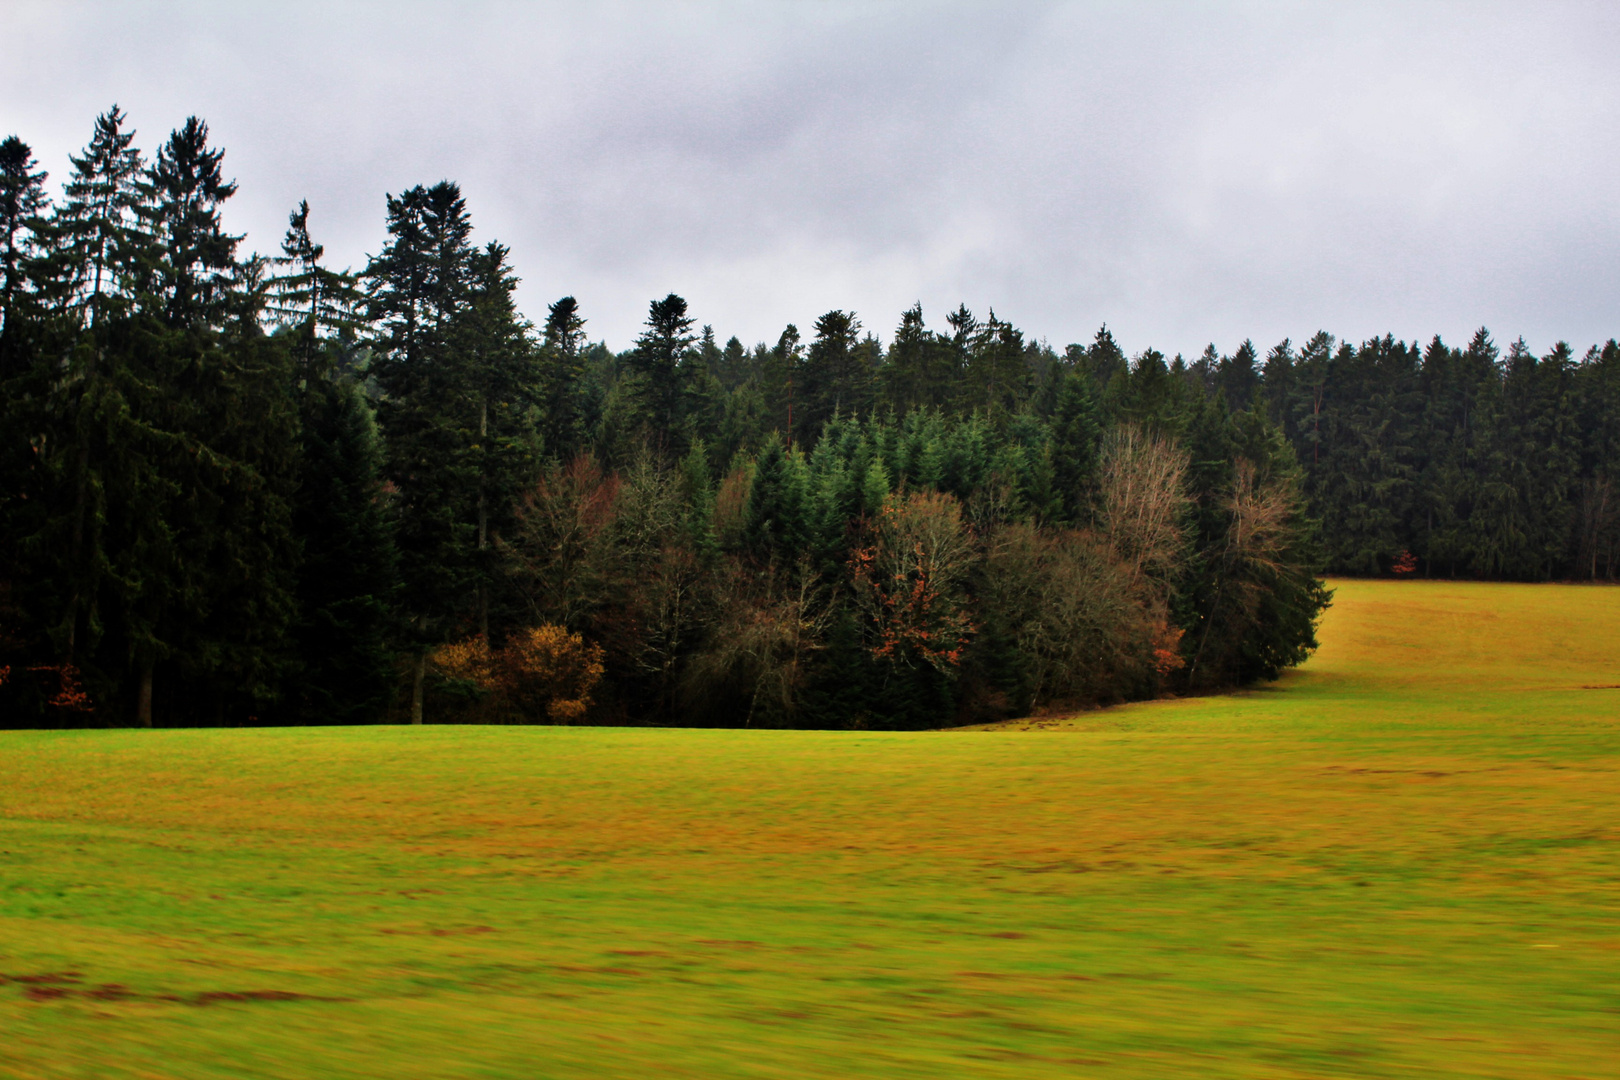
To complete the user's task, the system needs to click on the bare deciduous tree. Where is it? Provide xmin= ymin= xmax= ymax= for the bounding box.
xmin=1096 ymin=425 xmax=1190 ymax=594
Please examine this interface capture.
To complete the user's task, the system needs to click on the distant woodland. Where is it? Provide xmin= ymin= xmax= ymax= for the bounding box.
xmin=2 ymin=109 xmax=1615 ymax=728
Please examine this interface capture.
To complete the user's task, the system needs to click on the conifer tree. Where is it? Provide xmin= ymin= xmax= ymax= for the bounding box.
xmin=271 ymin=202 xmax=396 ymax=722
xmin=966 ymin=309 xmax=1029 ymax=416
xmin=459 ymin=241 xmax=543 ymax=638
xmin=798 ymin=309 xmax=868 ymax=441
xmin=625 ymin=293 xmax=697 ymax=447
xmin=539 ymin=295 xmax=587 ymax=458
xmin=367 ymin=180 xmax=479 ymax=720
xmin=883 ymin=303 xmax=955 ymax=412
xmin=1217 ymin=339 xmax=1260 ymax=411
xmin=743 ymin=433 xmax=807 ymax=562
xmin=291 ymin=377 xmax=398 ymax=722
xmin=0 ymin=136 xmax=47 ymax=375
xmin=1049 ymin=367 xmax=1101 ymax=522
xmin=143 ymin=117 xmax=239 ymax=327
xmin=24 ymin=106 xmax=156 ymax=700
xmin=137 ymin=118 xmax=299 ymax=724
xmin=1085 ymin=324 xmax=1129 ymax=391
xmin=269 ymin=200 xmax=364 ymax=373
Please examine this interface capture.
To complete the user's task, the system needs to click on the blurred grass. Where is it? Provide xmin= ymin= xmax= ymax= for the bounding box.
xmin=1 ymin=579 xmax=1617 ymax=1078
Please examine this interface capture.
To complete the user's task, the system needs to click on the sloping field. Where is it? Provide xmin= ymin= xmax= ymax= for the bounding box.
xmin=1 ymin=580 xmax=1617 ymax=1078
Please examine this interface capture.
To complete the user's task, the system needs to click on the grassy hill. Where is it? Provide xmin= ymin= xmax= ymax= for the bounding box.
xmin=2 ymin=579 xmax=1617 ymax=1078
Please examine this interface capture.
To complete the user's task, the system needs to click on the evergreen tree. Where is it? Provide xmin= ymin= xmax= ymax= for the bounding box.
xmin=139 ymin=118 xmax=299 ymax=724
xmin=270 ymin=202 xmax=396 ymax=723
xmin=1049 ymin=367 xmax=1101 ymax=522
xmin=537 ymin=295 xmax=587 ymax=460
xmin=883 ymin=303 xmax=955 ymax=412
xmin=625 ymin=292 xmax=697 ymax=446
xmin=798 ymin=309 xmax=869 ymax=441
xmin=143 ymin=117 xmax=239 ymax=327
xmin=21 ymin=106 xmax=160 ymax=710
xmin=0 ymin=136 xmax=47 ymax=375
xmin=743 ymin=433 xmax=807 ymax=562
xmin=268 ymin=200 xmax=364 ymax=373
xmin=291 ymin=377 xmax=398 ymax=723
xmin=459 ymin=241 xmax=544 ymax=638
xmin=366 ymin=180 xmax=480 ymax=720
xmin=1216 ymin=339 xmax=1260 ymax=411
xmin=1085 ymin=324 xmax=1129 ymax=391
xmin=966 ymin=309 xmax=1029 ymax=416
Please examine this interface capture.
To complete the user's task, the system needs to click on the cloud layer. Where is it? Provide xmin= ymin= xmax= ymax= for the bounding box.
xmin=6 ymin=1 xmax=1619 ymax=356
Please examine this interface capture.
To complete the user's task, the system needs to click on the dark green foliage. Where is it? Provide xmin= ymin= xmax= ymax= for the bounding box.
xmin=144 ymin=117 xmax=239 ymax=327
xmin=538 ymin=295 xmax=587 ymax=459
xmin=1265 ymin=327 xmax=1616 ymax=582
xmin=742 ymin=433 xmax=806 ymax=562
xmin=290 ymin=369 xmax=397 ymax=724
xmin=797 ymin=309 xmax=870 ymax=441
xmin=882 ymin=303 xmax=957 ymax=413
xmin=61 ymin=103 xmax=1620 ymax=730
xmin=1049 ymin=367 xmax=1101 ymax=522
xmin=365 ymin=184 xmax=542 ymax=672
xmin=1311 ymin=336 xmax=1421 ymax=574
xmin=623 ymin=293 xmax=699 ymax=451
xmin=0 ymin=135 xmax=48 ymax=375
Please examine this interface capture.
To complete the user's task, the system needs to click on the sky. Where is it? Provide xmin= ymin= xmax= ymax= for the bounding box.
xmin=5 ymin=1 xmax=1620 ymax=358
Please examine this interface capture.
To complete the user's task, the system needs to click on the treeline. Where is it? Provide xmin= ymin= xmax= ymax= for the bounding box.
xmin=0 ymin=105 xmax=1434 ymax=729
xmin=1241 ymin=333 xmax=1620 ymax=580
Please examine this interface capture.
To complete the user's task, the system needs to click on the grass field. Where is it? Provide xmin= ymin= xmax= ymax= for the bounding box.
xmin=2 ymin=579 xmax=1618 ymax=1079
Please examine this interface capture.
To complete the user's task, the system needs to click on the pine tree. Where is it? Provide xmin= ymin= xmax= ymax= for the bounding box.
xmin=292 ymin=377 xmax=398 ymax=722
xmin=458 ymin=241 xmax=543 ymax=639
xmin=143 ymin=117 xmax=239 ymax=327
xmin=1085 ymin=324 xmax=1129 ymax=392
xmin=625 ymin=293 xmax=697 ymax=447
xmin=0 ymin=136 xmax=48 ymax=375
xmin=966 ymin=309 xmax=1029 ymax=417
xmin=366 ymin=180 xmax=480 ymax=721
xmin=270 ymin=204 xmax=397 ymax=723
xmin=23 ymin=106 xmax=157 ymax=705
xmin=539 ymin=295 xmax=587 ymax=458
xmin=268 ymin=200 xmax=364 ymax=375
xmin=137 ymin=118 xmax=299 ymax=724
xmin=743 ymin=433 xmax=806 ymax=562
xmin=882 ymin=303 xmax=952 ymax=412
xmin=1049 ymin=367 xmax=1101 ymax=522
xmin=1217 ymin=339 xmax=1260 ymax=411
xmin=798 ymin=309 xmax=869 ymax=442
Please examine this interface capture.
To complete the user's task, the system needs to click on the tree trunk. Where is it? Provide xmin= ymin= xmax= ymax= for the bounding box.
xmin=411 ymin=653 xmax=426 ymax=724
xmin=136 ymin=661 xmax=153 ymax=728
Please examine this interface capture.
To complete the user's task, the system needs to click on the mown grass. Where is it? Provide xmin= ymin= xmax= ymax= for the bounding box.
xmin=1 ymin=579 xmax=1617 ymax=1078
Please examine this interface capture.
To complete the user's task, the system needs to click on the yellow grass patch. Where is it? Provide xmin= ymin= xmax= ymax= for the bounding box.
xmin=0 ymin=579 xmax=1616 ymax=1078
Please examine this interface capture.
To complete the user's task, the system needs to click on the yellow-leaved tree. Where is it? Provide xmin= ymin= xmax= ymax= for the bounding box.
xmin=429 ymin=625 xmax=604 ymax=723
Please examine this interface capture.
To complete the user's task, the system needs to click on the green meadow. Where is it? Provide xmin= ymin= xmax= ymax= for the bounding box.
xmin=1 ymin=579 xmax=1617 ymax=1079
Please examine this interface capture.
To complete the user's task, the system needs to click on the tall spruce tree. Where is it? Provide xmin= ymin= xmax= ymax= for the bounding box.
xmin=24 ymin=106 xmax=158 ymax=711
xmin=459 ymin=241 xmax=543 ymax=639
xmin=271 ymin=202 xmax=396 ymax=723
xmin=539 ymin=295 xmax=587 ymax=459
xmin=799 ymin=309 xmax=868 ymax=441
xmin=138 ymin=118 xmax=298 ymax=724
xmin=367 ymin=181 xmax=479 ymax=721
xmin=624 ymin=293 xmax=697 ymax=448
xmin=1049 ymin=367 xmax=1101 ymax=522
xmin=0 ymin=136 xmax=47 ymax=376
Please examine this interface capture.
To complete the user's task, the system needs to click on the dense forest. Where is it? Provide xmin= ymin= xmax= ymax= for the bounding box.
xmin=1 ymin=109 xmax=1612 ymax=728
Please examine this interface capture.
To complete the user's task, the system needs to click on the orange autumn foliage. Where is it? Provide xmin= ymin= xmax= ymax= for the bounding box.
xmin=432 ymin=625 xmax=605 ymax=724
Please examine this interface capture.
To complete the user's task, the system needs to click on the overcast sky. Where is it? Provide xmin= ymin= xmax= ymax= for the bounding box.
xmin=6 ymin=1 xmax=1619 ymax=357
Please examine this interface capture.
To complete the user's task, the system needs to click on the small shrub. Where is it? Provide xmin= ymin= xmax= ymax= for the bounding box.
xmin=430 ymin=626 xmax=605 ymax=723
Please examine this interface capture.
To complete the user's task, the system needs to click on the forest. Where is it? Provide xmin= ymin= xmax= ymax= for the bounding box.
xmin=0 ymin=108 xmax=1614 ymax=728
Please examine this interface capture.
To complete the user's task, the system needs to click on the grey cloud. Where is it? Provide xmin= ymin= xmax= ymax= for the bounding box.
xmin=5 ymin=1 xmax=1619 ymax=357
